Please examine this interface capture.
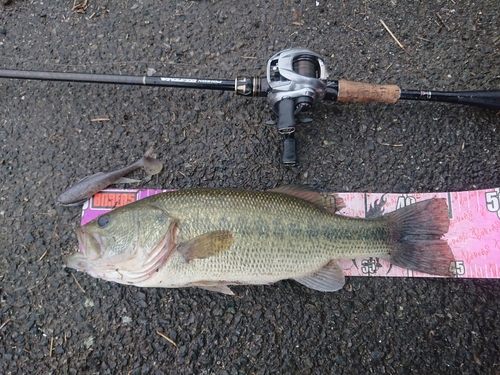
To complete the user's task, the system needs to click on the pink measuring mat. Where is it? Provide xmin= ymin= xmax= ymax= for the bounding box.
xmin=81 ymin=187 xmax=500 ymax=279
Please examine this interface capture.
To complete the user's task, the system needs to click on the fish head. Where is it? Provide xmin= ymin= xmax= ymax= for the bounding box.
xmin=65 ymin=202 xmax=177 ymax=285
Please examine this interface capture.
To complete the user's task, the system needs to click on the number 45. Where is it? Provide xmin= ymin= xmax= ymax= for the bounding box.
xmin=449 ymin=261 xmax=465 ymax=276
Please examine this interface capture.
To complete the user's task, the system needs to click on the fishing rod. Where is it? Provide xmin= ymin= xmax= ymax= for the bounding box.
xmin=1 ymin=48 xmax=499 ymax=165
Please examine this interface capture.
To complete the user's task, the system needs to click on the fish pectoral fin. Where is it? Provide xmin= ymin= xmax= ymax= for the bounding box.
xmin=196 ymin=285 xmax=235 ymax=295
xmin=177 ymin=230 xmax=234 ymax=262
xmin=268 ymin=185 xmax=345 ymax=213
xmin=293 ymin=260 xmax=345 ymax=292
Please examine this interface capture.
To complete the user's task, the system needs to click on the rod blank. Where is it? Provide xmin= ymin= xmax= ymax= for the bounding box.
xmin=1 ymin=68 xmax=499 ymax=110
xmin=0 ymin=69 xmax=235 ymax=91
xmin=400 ymin=89 xmax=500 ymax=111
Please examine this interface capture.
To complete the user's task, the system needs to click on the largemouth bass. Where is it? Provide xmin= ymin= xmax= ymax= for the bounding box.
xmin=66 ymin=187 xmax=455 ymax=294
xmin=57 ymin=148 xmax=163 ymax=206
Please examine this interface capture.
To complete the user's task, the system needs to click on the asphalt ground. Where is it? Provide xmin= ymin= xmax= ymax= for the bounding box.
xmin=1 ymin=0 xmax=499 ymax=374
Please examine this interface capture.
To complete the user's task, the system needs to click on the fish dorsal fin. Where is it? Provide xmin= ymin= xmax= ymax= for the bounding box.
xmin=177 ymin=230 xmax=234 ymax=262
xmin=293 ymin=260 xmax=345 ymax=292
xmin=268 ymin=185 xmax=345 ymax=213
xmin=196 ymin=285 xmax=235 ymax=295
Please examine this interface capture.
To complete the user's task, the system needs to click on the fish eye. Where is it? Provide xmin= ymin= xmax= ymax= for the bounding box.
xmin=97 ymin=215 xmax=111 ymax=228
xmin=157 ymin=213 xmax=167 ymax=223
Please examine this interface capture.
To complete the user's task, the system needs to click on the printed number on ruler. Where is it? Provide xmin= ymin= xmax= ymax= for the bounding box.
xmin=485 ymin=188 xmax=500 ymax=219
xmin=449 ymin=260 xmax=466 ymax=277
xmin=360 ymin=258 xmax=383 ymax=276
xmin=396 ymin=194 xmax=416 ymax=209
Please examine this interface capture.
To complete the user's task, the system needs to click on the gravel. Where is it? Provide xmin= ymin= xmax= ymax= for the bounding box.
xmin=1 ymin=0 xmax=499 ymax=373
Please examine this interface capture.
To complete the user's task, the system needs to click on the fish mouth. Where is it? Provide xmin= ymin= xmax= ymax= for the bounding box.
xmin=65 ymin=226 xmax=175 ymax=285
xmin=77 ymin=226 xmax=103 ymax=260
xmin=65 ymin=227 xmax=103 ymax=272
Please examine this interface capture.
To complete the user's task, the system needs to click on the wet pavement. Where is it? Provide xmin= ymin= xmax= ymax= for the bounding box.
xmin=1 ymin=1 xmax=499 ymax=373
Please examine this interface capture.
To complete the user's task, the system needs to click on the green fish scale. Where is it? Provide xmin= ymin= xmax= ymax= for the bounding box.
xmin=147 ymin=189 xmax=392 ymax=285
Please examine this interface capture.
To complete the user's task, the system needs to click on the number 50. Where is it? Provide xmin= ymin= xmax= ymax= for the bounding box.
xmin=485 ymin=191 xmax=500 ymax=213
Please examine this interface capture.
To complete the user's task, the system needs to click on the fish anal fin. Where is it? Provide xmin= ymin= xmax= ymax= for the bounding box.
xmin=293 ymin=260 xmax=345 ymax=292
xmin=177 ymin=230 xmax=234 ymax=262
xmin=196 ymin=285 xmax=235 ymax=295
xmin=268 ymin=185 xmax=345 ymax=213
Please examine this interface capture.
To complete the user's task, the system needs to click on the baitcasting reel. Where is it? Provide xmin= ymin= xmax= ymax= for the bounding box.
xmin=265 ymin=48 xmax=329 ymax=165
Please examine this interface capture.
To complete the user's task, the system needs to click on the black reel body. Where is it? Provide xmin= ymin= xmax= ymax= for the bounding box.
xmin=266 ymin=48 xmax=329 ymax=165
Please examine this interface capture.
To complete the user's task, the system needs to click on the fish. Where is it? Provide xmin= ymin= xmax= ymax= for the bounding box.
xmin=65 ymin=187 xmax=455 ymax=295
xmin=57 ymin=149 xmax=163 ymax=206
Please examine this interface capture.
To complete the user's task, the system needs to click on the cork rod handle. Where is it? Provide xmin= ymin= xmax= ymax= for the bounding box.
xmin=337 ymin=80 xmax=401 ymax=104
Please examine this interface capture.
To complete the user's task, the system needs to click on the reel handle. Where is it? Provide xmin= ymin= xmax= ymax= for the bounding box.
xmin=276 ymin=98 xmax=298 ymax=166
xmin=276 ymin=98 xmax=296 ymax=133
xmin=282 ymin=135 xmax=297 ymax=166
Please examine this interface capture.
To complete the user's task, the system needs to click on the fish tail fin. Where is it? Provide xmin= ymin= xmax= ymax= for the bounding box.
xmin=383 ymin=198 xmax=455 ymax=276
